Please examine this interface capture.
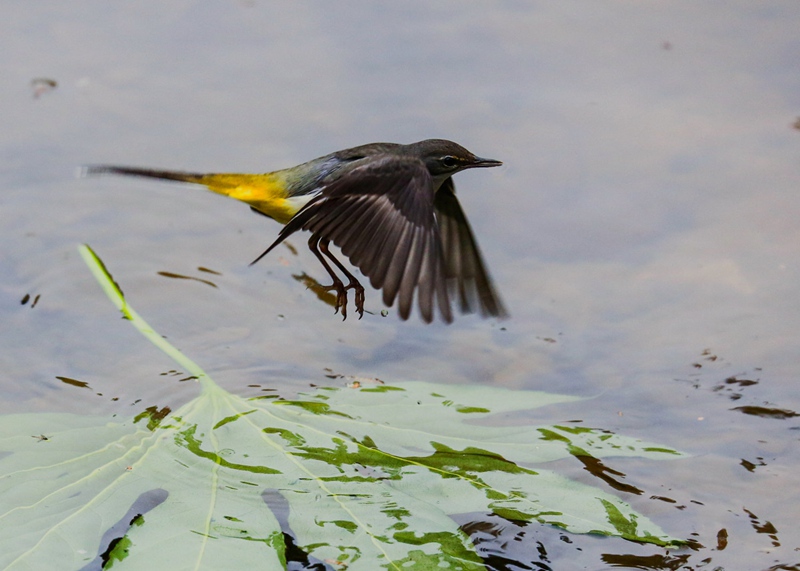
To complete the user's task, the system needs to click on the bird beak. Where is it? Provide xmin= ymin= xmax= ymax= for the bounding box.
xmin=470 ymin=156 xmax=503 ymax=168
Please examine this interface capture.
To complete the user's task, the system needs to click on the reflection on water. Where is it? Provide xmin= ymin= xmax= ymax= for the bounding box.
xmin=293 ymin=271 xmax=339 ymax=310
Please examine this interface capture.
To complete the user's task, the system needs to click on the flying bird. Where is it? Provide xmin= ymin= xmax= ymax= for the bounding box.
xmin=87 ymin=139 xmax=506 ymax=323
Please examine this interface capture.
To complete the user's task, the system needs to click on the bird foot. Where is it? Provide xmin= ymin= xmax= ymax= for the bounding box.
xmin=323 ymin=278 xmax=365 ymax=320
xmin=351 ymin=280 xmax=365 ymax=320
xmin=322 ymin=280 xmax=348 ymax=320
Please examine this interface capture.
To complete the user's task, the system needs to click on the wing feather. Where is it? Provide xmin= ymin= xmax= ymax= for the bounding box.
xmin=434 ymin=179 xmax=506 ymax=318
xmin=397 ymin=226 xmax=424 ymax=320
xmin=277 ymin=155 xmax=451 ymax=321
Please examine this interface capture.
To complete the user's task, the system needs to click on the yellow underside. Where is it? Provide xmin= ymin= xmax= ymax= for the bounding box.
xmin=196 ymin=173 xmax=300 ymax=224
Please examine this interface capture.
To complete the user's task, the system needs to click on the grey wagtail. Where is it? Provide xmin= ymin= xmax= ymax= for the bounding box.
xmin=86 ymin=139 xmax=506 ymax=323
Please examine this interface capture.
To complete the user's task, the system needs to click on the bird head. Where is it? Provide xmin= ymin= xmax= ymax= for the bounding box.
xmin=411 ymin=139 xmax=502 ymax=179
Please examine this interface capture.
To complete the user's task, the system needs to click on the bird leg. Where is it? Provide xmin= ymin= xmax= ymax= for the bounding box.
xmin=318 ymin=237 xmax=365 ymax=319
xmin=307 ymin=235 xmax=348 ymax=318
xmin=307 ymin=235 xmax=365 ymax=319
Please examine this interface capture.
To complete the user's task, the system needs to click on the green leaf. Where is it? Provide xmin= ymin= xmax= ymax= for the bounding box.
xmin=0 ymin=246 xmax=686 ymax=570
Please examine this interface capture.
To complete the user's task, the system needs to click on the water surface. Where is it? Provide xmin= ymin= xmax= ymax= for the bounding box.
xmin=2 ymin=2 xmax=799 ymax=568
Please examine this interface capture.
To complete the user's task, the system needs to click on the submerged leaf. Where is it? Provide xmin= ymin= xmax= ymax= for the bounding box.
xmin=0 ymin=246 xmax=686 ymax=570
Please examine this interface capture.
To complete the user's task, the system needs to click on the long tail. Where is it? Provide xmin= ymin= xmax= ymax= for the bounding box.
xmin=83 ymin=165 xmax=298 ymax=225
xmin=82 ymin=165 xmax=206 ymax=185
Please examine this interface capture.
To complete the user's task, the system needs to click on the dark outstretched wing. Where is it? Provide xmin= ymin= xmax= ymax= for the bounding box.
xmin=435 ymin=178 xmax=507 ymax=318
xmin=252 ymin=155 xmax=452 ymax=323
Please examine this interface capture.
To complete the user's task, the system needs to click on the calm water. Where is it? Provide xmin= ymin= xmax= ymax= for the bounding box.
xmin=2 ymin=2 xmax=799 ymax=569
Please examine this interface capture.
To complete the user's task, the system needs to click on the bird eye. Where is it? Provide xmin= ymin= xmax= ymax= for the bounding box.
xmin=441 ymin=156 xmax=458 ymax=168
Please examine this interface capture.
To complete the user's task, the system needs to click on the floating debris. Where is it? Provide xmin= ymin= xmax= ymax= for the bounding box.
xmin=157 ymin=271 xmax=217 ymax=288
xmin=31 ymin=77 xmax=57 ymax=98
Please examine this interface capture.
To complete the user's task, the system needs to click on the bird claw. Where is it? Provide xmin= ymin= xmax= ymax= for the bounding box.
xmin=324 ymin=278 xmax=365 ymax=321
xmin=337 ymin=288 xmax=348 ymax=320
xmin=322 ymin=280 xmax=348 ymax=319
xmin=352 ymin=282 xmax=365 ymax=320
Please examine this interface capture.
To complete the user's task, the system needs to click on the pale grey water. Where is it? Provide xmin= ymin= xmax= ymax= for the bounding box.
xmin=2 ymin=2 xmax=799 ymax=569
